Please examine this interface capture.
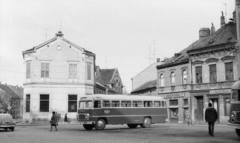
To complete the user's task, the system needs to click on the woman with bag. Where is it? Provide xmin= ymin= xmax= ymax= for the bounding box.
xmin=50 ymin=111 xmax=58 ymax=131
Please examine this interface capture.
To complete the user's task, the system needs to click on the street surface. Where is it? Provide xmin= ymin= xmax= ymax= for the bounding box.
xmin=0 ymin=123 xmax=239 ymax=143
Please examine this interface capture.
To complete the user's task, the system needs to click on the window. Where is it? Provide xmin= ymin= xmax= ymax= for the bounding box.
xmin=144 ymin=101 xmax=153 ymax=107
xmin=183 ymin=99 xmax=188 ymax=106
xmin=162 ymin=101 xmax=165 ymax=107
xmin=209 ymin=64 xmax=217 ymax=82
xmin=93 ymin=100 xmax=101 ymax=108
xmin=41 ymin=63 xmax=49 ymax=78
xmin=69 ymin=64 xmax=77 ymax=79
xmin=112 ymin=101 xmax=120 ymax=107
xmin=160 ymin=74 xmax=164 ymax=87
xmin=121 ymin=101 xmax=131 ymax=107
xmin=26 ymin=62 xmax=31 ymax=79
xmin=224 ymin=98 xmax=230 ymax=116
xmin=169 ymin=100 xmax=178 ymax=106
xmin=225 ymin=62 xmax=234 ymax=81
xmin=103 ymin=100 xmax=110 ymax=107
xmin=133 ymin=101 xmax=142 ymax=107
xmin=182 ymin=70 xmax=187 ymax=84
xmin=26 ymin=94 xmax=30 ymax=112
xmin=68 ymin=95 xmax=77 ymax=112
xmin=87 ymin=63 xmax=91 ymax=80
xmin=195 ymin=66 xmax=202 ymax=83
xmin=40 ymin=94 xmax=49 ymax=112
xmin=170 ymin=72 xmax=175 ymax=85
xmin=154 ymin=101 xmax=161 ymax=107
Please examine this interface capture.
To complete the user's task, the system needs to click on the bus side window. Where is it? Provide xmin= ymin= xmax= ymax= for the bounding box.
xmin=112 ymin=101 xmax=120 ymax=107
xmin=126 ymin=101 xmax=131 ymax=107
xmin=103 ymin=100 xmax=110 ymax=107
xmin=144 ymin=101 xmax=153 ymax=107
xmin=133 ymin=101 xmax=137 ymax=107
xmin=154 ymin=101 xmax=160 ymax=107
xmin=162 ymin=101 xmax=165 ymax=107
xmin=94 ymin=100 xmax=101 ymax=108
xmin=137 ymin=101 xmax=143 ymax=107
xmin=121 ymin=101 xmax=126 ymax=107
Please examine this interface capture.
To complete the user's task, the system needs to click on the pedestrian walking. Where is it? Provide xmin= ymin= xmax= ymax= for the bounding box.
xmin=64 ymin=113 xmax=68 ymax=124
xmin=205 ymin=103 xmax=218 ymax=137
xmin=185 ymin=110 xmax=191 ymax=126
xmin=50 ymin=111 xmax=58 ymax=131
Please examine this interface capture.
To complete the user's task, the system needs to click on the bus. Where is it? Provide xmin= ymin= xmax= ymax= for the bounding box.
xmin=228 ymin=81 xmax=240 ymax=137
xmin=76 ymin=94 xmax=167 ymax=130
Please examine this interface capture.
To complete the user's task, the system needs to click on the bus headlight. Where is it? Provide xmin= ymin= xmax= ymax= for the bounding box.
xmin=85 ymin=113 xmax=90 ymax=120
xmin=230 ymin=111 xmax=236 ymax=122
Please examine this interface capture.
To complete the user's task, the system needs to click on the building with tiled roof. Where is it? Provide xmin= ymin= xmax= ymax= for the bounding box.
xmin=94 ymin=66 xmax=123 ymax=94
xmin=22 ymin=31 xmax=95 ymax=122
xmin=0 ymin=83 xmax=23 ymax=118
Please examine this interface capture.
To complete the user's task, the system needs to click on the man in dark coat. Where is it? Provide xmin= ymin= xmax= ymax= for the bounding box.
xmin=50 ymin=111 xmax=58 ymax=131
xmin=205 ymin=103 xmax=218 ymax=136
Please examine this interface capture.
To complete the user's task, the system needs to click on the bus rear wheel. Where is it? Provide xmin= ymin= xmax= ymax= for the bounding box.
xmin=95 ymin=119 xmax=106 ymax=130
xmin=236 ymin=129 xmax=240 ymax=137
xmin=83 ymin=124 xmax=94 ymax=130
xmin=141 ymin=117 xmax=151 ymax=128
xmin=127 ymin=124 xmax=138 ymax=128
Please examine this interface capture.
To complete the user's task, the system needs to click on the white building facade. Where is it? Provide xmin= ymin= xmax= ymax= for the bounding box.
xmin=22 ymin=31 xmax=95 ymax=121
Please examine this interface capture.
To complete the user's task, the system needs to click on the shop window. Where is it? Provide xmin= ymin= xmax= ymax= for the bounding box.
xmin=183 ymin=99 xmax=188 ymax=106
xmin=169 ymin=100 xmax=178 ymax=106
xmin=26 ymin=94 xmax=30 ymax=112
xmin=40 ymin=94 xmax=49 ymax=112
xmin=224 ymin=98 xmax=230 ymax=116
xmin=209 ymin=64 xmax=217 ymax=82
xmin=68 ymin=95 xmax=77 ymax=112
xmin=182 ymin=70 xmax=187 ymax=84
xmin=195 ymin=66 xmax=202 ymax=83
xmin=170 ymin=72 xmax=175 ymax=85
xmin=225 ymin=62 xmax=234 ymax=81
xmin=170 ymin=108 xmax=179 ymax=118
xmin=160 ymin=74 xmax=164 ymax=87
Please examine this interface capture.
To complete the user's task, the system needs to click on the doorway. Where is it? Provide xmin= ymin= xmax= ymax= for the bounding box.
xmin=209 ymin=98 xmax=219 ymax=120
xmin=195 ymin=96 xmax=203 ymax=121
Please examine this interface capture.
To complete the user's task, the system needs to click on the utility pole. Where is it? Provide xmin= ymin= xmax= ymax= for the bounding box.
xmin=236 ymin=0 xmax=240 ymax=79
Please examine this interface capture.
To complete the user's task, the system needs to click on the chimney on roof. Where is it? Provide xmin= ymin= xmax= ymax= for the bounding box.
xmin=199 ymin=28 xmax=210 ymax=39
xmin=210 ymin=23 xmax=215 ymax=35
xmin=55 ymin=31 xmax=63 ymax=38
xmin=156 ymin=58 xmax=160 ymax=62
xmin=221 ymin=11 xmax=225 ymax=27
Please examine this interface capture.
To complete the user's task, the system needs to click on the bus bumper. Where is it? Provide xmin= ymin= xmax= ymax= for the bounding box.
xmin=79 ymin=121 xmax=95 ymax=125
xmin=227 ymin=122 xmax=240 ymax=129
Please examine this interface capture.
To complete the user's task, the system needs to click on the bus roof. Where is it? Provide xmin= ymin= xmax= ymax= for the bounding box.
xmin=80 ymin=94 xmax=165 ymax=101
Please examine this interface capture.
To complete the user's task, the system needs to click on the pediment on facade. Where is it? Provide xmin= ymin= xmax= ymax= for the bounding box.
xmin=220 ymin=56 xmax=235 ymax=61
xmin=192 ymin=60 xmax=204 ymax=65
xmin=205 ymin=58 xmax=219 ymax=64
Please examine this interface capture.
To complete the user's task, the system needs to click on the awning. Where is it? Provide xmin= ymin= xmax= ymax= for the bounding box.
xmin=232 ymin=80 xmax=240 ymax=90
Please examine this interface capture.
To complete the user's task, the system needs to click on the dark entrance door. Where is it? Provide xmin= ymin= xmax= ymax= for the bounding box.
xmin=195 ymin=96 xmax=203 ymax=121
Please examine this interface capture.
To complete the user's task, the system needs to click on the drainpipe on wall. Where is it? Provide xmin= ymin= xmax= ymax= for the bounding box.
xmin=189 ymin=58 xmax=194 ymax=124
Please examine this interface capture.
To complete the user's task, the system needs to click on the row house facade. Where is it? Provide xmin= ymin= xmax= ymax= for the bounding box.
xmin=22 ymin=31 xmax=95 ymax=122
xmin=157 ymin=12 xmax=239 ymax=124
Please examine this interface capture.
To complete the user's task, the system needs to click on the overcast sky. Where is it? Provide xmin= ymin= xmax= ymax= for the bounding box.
xmin=0 ymin=0 xmax=235 ymax=93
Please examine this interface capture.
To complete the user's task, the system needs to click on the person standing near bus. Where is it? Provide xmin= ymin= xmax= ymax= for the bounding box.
xmin=205 ymin=103 xmax=218 ymax=137
xmin=50 ymin=111 xmax=58 ymax=131
xmin=64 ymin=113 xmax=68 ymax=124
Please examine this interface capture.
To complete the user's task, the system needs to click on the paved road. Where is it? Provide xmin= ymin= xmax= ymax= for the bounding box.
xmin=0 ymin=123 xmax=239 ymax=143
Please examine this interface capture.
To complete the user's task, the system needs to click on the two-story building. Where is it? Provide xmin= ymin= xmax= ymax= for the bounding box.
xmin=22 ymin=31 xmax=95 ymax=122
xmin=187 ymin=15 xmax=238 ymax=123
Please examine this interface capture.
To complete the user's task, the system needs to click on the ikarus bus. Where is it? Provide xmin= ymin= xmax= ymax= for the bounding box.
xmin=76 ymin=94 xmax=168 ymax=130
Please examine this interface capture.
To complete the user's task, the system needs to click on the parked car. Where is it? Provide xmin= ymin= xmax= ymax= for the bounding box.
xmin=0 ymin=113 xmax=15 ymax=131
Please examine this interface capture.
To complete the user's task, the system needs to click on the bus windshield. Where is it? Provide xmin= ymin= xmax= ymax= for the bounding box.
xmin=79 ymin=101 xmax=93 ymax=109
xmin=232 ymin=89 xmax=240 ymax=101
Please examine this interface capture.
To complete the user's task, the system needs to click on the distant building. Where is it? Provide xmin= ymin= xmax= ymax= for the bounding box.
xmin=22 ymin=31 xmax=95 ymax=121
xmin=94 ymin=66 xmax=123 ymax=94
xmin=131 ymin=59 xmax=163 ymax=95
xmin=0 ymin=83 xmax=23 ymax=118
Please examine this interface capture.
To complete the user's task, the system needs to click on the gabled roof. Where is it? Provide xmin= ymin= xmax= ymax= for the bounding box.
xmin=100 ymin=69 xmax=116 ymax=84
xmin=0 ymin=84 xmax=20 ymax=99
xmin=157 ymin=22 xmax=237 ymax=69
xmin=7 ymin=85 xmax=23 ymax=98
xmin=131 ymin=80 xmax=157 ymax=93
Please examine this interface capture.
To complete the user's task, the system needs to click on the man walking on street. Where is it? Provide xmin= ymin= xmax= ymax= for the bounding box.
xmin=205 ymin=103 xmax=218 ymax=137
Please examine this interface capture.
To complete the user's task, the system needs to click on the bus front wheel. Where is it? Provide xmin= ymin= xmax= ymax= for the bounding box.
xmin=83 ymin=124 xmax=94 ymax=130
xmin=127 ymin=124 xmax=138 ymax=128
xmin=236 ymin=129 xmax=240 ymax=137
xmin=141 ymin=117 xmax=151 ymax=128
xmin=95 ymin=119 xmax=106 ymax=130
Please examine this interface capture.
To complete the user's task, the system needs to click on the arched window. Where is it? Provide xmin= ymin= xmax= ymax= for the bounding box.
xmin=182 ymin=70 xmax=187 ymax=84
xmin=170 ymin=72 xmax=175 ymax=85
xmin=160 ymin=74 xmax=164 ymax=87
